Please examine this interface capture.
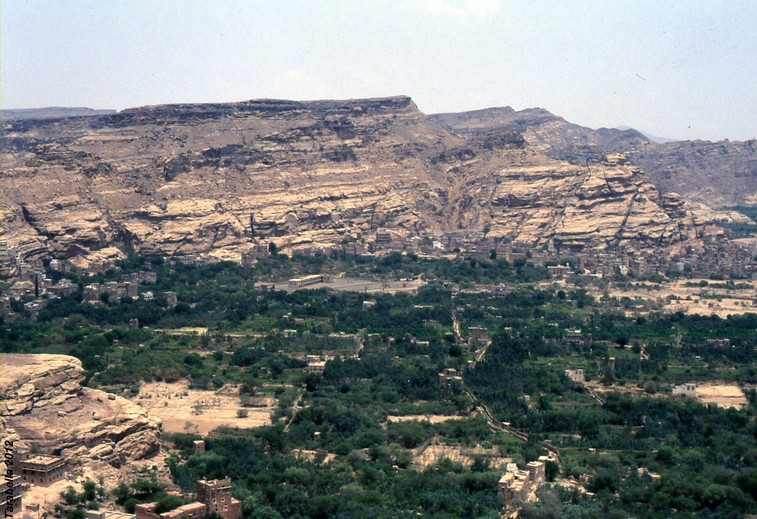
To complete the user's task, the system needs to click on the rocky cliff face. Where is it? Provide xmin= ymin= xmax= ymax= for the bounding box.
xmin=432 ymin=107 xmax=757 ymax=209
xmin=631 ymin=140 xmax=757 ymax=208
xmin=431 ymin=107 xmax=651 ymax=164
xmin=0 ymin=353 xmax=161 ymax=467
xmin=1 ymin=96 xmax=717 ymax=265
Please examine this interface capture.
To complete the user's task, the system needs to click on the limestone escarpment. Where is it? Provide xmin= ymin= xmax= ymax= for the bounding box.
xmin=1 ymin=96 xmax=716 ymax=264
xmin=0 ymin=353 xmax=161 ymax=467
xmin=431 ymin=107 xmax=651 ymax=164
xmin=432 ymin=107 xmax=757 ymax=209
xmin=631 ymin=140 xmax=757 ymax=208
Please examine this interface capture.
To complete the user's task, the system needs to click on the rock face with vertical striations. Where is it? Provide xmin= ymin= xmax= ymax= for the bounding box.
xmin=0 ymin=353 xmax=161 ymax=467
xmin=1 ymin=96 xmax=721 ymax=265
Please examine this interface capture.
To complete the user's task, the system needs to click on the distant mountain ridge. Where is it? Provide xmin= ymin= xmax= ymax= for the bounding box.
xmin=615 ymin=126 xmax=676 ymax=144
xmin=3 ymin=107 xmax=116 ymax=120
xmin=1 ymin=96 xmax=719 ymax=266
xmin=431 ymin=107 xmax=757 ymax=208
xmin=430 ymin=107 xmax=652 ymax=164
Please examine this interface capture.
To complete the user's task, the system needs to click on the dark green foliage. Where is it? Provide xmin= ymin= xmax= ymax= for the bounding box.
xmin=6 ymin=253 xmax=757 ymax=518
xmin=154 ymin=495 xmax=190 ymax=514
xmin=169 ymin=432 xmax=504 ymax=518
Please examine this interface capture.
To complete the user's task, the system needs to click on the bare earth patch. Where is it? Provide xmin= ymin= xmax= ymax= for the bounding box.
xmin=411 ymin=442 xmax=512 ymax=470
xmin=586 ymin=381 xmax=750 ymax=409
xmin=694 ymin=383 xmax=748 ymax=409
xmin=135 ymin=381 xmax=275 ymax=435
xmin=18 ymin=478 xmax=74 ymax=517
xmin=386 ymin=414 xmax=471 ymax=424
xmin=605 ymin=279 xmax=755 ymax=317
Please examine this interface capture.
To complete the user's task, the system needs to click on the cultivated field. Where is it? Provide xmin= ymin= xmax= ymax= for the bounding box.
xmin=606 ymin=278 xmax=755 ymax=317
xmin=135 ymin=381 xmax=275 ymax=435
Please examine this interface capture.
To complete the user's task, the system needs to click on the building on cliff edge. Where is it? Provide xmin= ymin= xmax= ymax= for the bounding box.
xmin=134 ymin=479 xmax=241 ymax=519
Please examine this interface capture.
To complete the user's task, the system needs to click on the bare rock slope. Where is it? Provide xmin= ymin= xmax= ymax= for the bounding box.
xmin=432 ymin=107 xmax=757 ymax=208
xmin=0 ymin=353 xmax=161 ymax=467
xmin=2 ymin=96 xmax=718 ymax=264
xmin=631 ymin=140 xmax=757 ymax=208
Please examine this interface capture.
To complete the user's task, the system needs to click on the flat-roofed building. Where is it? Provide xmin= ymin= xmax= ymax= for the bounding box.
xmin=287 ymin=274 xmax=331 ymax=289
xmin=564 ymin=369 xmax=585 ymax=384
xmin=304 ymin=356 xmax=327 ymax=374
xmin=467 ymin=327 xmax=489 ymax=347
xmin=439 ymin=368 xmax=463 ymax=385
xmin=135 ymin=502 xmax=207 ymax=519
xmin=164 ymin=291 xmax=178 ymax=308
xmin=0 ymin=475 xmax=22 ymax=516
xmin=18 ymin=455 xmax=65 ymax=486
xmin=526 ymin=461 xmax=546 ymax=485
xmin=672 ymin=383 xmax=697 ymax=396
xmin=375 ymin=231 xmax=392 ymax=246
xmin=547 ymin=265 xmax=571 ymax=278
xmin=565 ymin=329 xmax=584 ymax=344
xmin=86 ymin=511 xmax=135 ymax=519
xmin=499 ymin=461 xmax=546 ymax=504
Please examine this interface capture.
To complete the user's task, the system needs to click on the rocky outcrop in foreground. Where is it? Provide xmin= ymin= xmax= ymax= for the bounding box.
xmin=0 ymin=353 xmax=161 ymax=467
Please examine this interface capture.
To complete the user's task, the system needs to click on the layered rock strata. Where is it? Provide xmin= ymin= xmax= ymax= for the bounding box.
xmin=1 ymin=96 xmax=717 ymax=264
xmin=0 ymin=353 xmax=161 ymax=467
xmin=432 ymin=107 xmax=757 ymax=208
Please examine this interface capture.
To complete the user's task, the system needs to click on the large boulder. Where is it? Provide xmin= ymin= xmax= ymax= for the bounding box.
xmin=1 ymin=354 xmax=161 ymax=467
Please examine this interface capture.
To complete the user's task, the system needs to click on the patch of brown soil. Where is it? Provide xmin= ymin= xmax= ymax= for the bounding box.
xmin=135 ymin=381 xmax=275 ymax=435
xmin=386 ymin=414 xmax=470 ymax=424
xmin=694 ymin=383 xmax=748 ymax=409
xmin=411 ymin=443 xmax=512 ymax=470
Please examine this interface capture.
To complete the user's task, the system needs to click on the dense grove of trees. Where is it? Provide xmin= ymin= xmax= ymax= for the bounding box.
xmin=2 ymin=254 xmax=756 ymax=518
xmin=466 ymin=333 xmax=757 ymax=517
xmin=167 ymin=431 xmax=504 ymax=519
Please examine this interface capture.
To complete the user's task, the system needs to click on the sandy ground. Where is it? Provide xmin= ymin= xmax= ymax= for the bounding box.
xmin=19 ymin=449 xmax=180 ymax=518
xmin=292 ymin=449 xmax=338 ymax=465
xmin=153 ymin=327 xmax=209 ymax=335
xmin=17 ymin=478 xmax=72 ymax=519
xmin=411 ymin=443 xmax=513 ymax=470
xmin=386 ymin=414 xmax=471 ymax=424
xmin=694 ymin=383 xmax=748 ymax=409
xmin=586 ymin=381 xmax=749 ymax=409
xmin=135 ymin=381 xmax=275 ymax=435
xmin=605 ymin=278 xmax=755 ymax=317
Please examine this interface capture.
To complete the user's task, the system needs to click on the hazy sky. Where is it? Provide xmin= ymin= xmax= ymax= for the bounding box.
xmin=2 ymin=0 xmax=755 ymax=141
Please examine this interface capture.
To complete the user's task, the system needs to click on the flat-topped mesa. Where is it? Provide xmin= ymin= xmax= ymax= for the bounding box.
xmin=114 ymin=95 xmax=419 ymax=123
xmin=1 ymin=95 xmax=720 ymax=267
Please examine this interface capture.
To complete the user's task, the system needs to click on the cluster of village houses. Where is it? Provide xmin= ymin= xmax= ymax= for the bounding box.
xmin=2 ymin=443 xmax=242 ymax=519
xmin=0 ymin=210 xmax=750 ymax=517
xmin=241 ymin=227 xmax=757 ymax=280
xmin=2 ymin=224 xmax=755 ymax=319
xmin=1 ymin=437 xmax=666 ymax=516
xmin=0 ymin=248 xmax=180 ymax=321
